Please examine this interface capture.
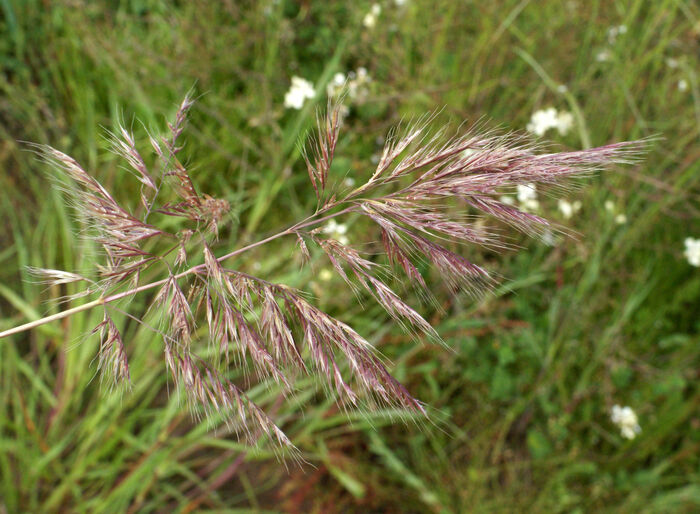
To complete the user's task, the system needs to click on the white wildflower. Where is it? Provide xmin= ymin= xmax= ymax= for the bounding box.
xmin=527 ymin=107 xmax=559 ymax=137
xmin=517 ymin=183 xmax=539 ymax=212
xmin=328 ymin=67 xmax=371 ymax=104
xmin=527 ymin=108 xmax=574 ymax=137
xmin=343 ymin=177 xmax=356 ymax=187
xmin=323 ymin=219 xmax=349 ymax=245
xmin=395 ymin=0 xmax=408 ymax=5
xmin=604 ymin=200 xmax=626 ymax=224
xmin=556 ymin=111 xmax=574 ymax=135
xmin=517 ymin=183 xmax=537 ymax=203
xmin=319 ymin=269 xmax=333 ymax=281
xmin=666 ymin=57 xmax=679 ymax=69
xmin=683 ymin=237 xmax=700 ymax=267
xmin=596 ymin=49 xmax=612 ymax=62
xmin=327 ymin=72 xmax=346 ymax=98
xmin=603 ymin=199 xmax=627 ymax=224
xmin=611 ymin=405 xmax=641 ymax=440
xmin=349 ymin=67 xmax=371 ymax=101
xmin=499 ymin=195 xmax=515 ymax=206
xmin=607 ymin=24 xmax=627 ymax=44
xmin=558 ymin=199 xmax=582 ymax=219
xmin=607 ymin=27 xmax=617 ymax=44
xmin=522 ymin=198 xmax=540 ymax=212
xmin=284 ymin=76 xmax=315 ymax=109
xmin=557 ymin=84 xmax=569 ymax=94
xmin=678 ymin=79 xmax=688 ymax=92
xmin=363 ymin=4 xmax=381 ymax=28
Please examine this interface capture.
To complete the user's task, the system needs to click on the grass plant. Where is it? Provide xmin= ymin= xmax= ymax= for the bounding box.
xmin=0 ymin=1 xmax=698 ymax=512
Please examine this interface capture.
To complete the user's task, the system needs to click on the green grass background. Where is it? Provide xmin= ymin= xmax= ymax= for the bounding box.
xmin=0 ymin=0 xmax=698 ymax=512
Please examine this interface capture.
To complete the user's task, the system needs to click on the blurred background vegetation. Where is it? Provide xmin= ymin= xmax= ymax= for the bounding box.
xmin=0 ymin=0 xmax=698 ymax=512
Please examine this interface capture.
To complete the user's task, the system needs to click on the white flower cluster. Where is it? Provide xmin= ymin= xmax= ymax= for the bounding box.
xmin=363 ymin=4 xmax=381 ymax=28
xmin=503 ymin=188 xmax=584 ymax=220
xmin=557 ymin=199 xmax=582 ymax=219
xmin=597 ymin=24 xmax=627 ymax=62
xmin=323 ymin=219 xmax=349 ymax=245
xmin=611 ymin=405 xmax=641 ymax=440
xmin=605 ymin=200 xmax=627 ymax=225
xmin=526 ymin=107 xmax=574 ymax=137
xmin=284 ymin=76 xmax=315 ymax=110
xmin=596 ymin=49 xmax=613 ymax=63
xmin=607 ymin=24 xmax=627 ymax=44
xmin=684 ymin=237 xmax=700 ymax=267
xmin=664 ymin=57 xmax=690 ymax=93
xmin=516 ymin=183 xmax=540 ymax=212
xmin=327 ymin=67 xmax=372 ymax=103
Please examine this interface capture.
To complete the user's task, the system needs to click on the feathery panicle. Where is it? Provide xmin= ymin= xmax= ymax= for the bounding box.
xmin=107 ymin=126 xmax=157 ymax=193
xmin=260 ymin=286 xmax=307 ymax=371
xmin=34 ymin=145 xmax=162 ymax=244
xmin=301 ymin=98 xmax=342 ymax=204
xmin=313 ymin=235 xmax=438 ymax=338
xmin=26 ymin=267 xmax=92 ymax=286
xmin=372 ymin=112 xmax=437 ymax=181
xmin=149 ymin=91 xmax=230 ymax=237
xmin=296 ymin=234 xmax=311 ymax=262
xmin=203 ymin=242 xmax=225 ymax=289
xmin=315 ymin=236 xmax=376 ymax=288
xmin=285 ymin=293 xmax=425 ymax=412
xmin=155 ymin=276 xmax=194 ymax=345
xmin=360 ymin=205 xmax=492 ymax=295
xmin=31 ymin=144 xmax=165 ymax=291
xmin=167 ymin=92 xmax=195 ymax=152
xmin=175 ymin=229 xmax=194 ymax=267
xmin=94 ymin=314 xmax=130 ymax=387
xmin=164 ymin=343 xmax=298 ymax=457
xmin=16 ymin=93 xmax=648 ymax=461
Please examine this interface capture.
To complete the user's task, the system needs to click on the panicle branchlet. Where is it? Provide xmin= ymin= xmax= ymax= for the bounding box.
xmin=93 ymin=313 xmax=130 ymax=387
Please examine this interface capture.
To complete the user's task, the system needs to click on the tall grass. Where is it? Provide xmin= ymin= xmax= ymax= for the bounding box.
xmin=0 ymin=0 xmax=698 ymax=512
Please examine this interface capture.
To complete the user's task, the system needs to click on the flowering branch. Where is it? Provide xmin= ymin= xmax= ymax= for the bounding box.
xmin=1 ymin=95 xmax=646 ymax=457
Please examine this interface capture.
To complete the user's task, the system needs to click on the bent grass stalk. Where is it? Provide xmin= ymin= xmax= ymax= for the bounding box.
xmin=1 ymin=94 xmax=647 ymax=459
